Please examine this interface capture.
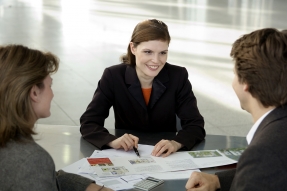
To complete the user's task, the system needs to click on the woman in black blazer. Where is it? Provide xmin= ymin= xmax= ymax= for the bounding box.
xmin=80 ymin=19 xmax=205 ymax=157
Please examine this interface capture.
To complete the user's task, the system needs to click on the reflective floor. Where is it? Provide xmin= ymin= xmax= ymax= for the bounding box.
xmin=1 ymin=0 xmax=286 ymax=137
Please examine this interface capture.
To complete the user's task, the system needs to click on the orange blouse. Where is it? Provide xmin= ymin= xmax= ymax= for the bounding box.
xmin=142 ymin=88 xmax=152 ymax=105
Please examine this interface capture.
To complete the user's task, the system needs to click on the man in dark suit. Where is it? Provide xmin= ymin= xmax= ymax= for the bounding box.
xmin=185 ymin=28 xmax=287 ymax=191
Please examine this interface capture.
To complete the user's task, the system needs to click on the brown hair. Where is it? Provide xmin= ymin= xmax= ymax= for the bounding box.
xmin=0 ymin=44 xmax=59 ymax=147
xmin=121 ymin=19 xmax=171 ymax=66
xmin=231 ymin=28 xmax=287 ymax=107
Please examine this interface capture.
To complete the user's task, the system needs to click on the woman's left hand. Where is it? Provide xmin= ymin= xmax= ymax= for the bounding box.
xmin=151 ymin=140 xmax=182 ymax=157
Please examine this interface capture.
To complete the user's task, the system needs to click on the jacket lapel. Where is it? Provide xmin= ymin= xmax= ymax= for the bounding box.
xmin=125 ymin=64 xmax=170 ymax=110
xmin=149 ymin=67 xmax=169 ymax=108
xmin=125 ymin=65 xmax=147 ymax=110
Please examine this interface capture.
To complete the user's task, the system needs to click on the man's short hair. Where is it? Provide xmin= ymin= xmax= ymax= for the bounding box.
xmin=231 ymin=28 xmax=287 ymax=107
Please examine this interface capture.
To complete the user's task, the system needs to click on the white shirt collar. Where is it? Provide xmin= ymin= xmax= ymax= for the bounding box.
xmin=246 ymin=109 xmax=274 ymax=144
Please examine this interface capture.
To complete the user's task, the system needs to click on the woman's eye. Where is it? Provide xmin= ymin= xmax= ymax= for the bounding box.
xmin=144 ymin=51 xmax=152 ymax=54
xmin=160 ymin=52 xmax=167 ymax=55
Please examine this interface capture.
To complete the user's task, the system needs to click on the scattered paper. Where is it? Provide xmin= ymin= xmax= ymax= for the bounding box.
xmin=61 ymin=145 xmax=243 ymax=191
xmin=91 ymin=150 xmax=236 ymax=177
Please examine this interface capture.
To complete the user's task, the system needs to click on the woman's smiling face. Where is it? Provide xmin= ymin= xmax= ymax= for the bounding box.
xmin=130 ymin=40 xmax=169 ymax=82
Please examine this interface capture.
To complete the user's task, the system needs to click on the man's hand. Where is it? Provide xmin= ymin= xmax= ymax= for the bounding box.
xmin=107 ymin=133 xmax=139 ymax=151
xmin=151 ymin=139 xmax=182 ymax=157
xmin=185 ymin=172 xmax=220 ymax=191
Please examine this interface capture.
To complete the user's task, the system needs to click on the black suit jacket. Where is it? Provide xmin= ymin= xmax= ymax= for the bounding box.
xmin=80 ymin=63 xmax=205 ymax=149
xmin=216 ymin=105 xmax=287 ymax=191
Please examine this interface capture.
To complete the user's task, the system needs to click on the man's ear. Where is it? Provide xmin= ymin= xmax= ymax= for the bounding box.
xmin=30 ymin=85 xmax=40 ymax=103
xmin=129 ymin=42 xmax=136 ymax=55
xmin=243 ymin=83 xmax=249 ymax=92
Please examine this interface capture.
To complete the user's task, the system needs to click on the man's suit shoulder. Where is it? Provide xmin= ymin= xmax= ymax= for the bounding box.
xmin=237 ymin=107 xmax=287 ymax=183
xmin=253 ymin=107 xmax=287 ymax=147
xmin=251 ymin=111 xmax=287 ymax=164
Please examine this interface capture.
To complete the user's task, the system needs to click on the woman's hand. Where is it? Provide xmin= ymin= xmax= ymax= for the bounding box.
xmin=107 ymin=133 xmax=139 ymax=151
xmin=86 ymin=184 xmax=114 ymax=191
xmin=151 ymin=140 xmax=182 ymax=157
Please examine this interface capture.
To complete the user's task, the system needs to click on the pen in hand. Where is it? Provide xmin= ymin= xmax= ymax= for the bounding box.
xmin=133 ymin=146 xmax=140 ymax=158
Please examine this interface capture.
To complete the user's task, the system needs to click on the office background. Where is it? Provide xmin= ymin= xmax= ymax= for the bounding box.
xmin=1 ymin=0 xmax=286 ymax=137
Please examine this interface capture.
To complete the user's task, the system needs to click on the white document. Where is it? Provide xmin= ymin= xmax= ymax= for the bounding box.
xmin=147 ymin=169 xmax=200 ymax=180
xmin=93 ymin=144 xmax=154 ymax=158
xmin=121 ymin=174 xmax=148 ymax=182
xmin=61 ymin=158 xmax=94 ymax=179
xmin=61 ymin=158 xmax=85 ymax=172
xmin=61 ymin=158 xmax=197 ymax=191
xmin=187 ymin=150 xmax=237 ymax=168
xmin=90 ymin=150 xmax=117 ymax=158
xmin=79 ymin=145 xmax=155 ymax=175
xmin=89 ymin=173 xmax=147 ymax=190
xmin=155 ymin=150 xmax=237 ymax=170
xmin=96 ymin=177 xmax=134 ymax=190
xmin=91 ymin=150 xmax=236 ymax=177
xmin=62 ymin=146 xmax=239 ymax=191
xmin=61 ymin=158 xmax=146 ymax=190
xmin=77 ymin=159 xmax=95 ymax=174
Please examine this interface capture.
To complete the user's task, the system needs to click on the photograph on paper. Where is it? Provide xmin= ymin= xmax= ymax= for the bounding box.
xmin=129 ymin=158 xmax=155 ymax=165
xmin=87 ymin=158 xmax=114 ymax=166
